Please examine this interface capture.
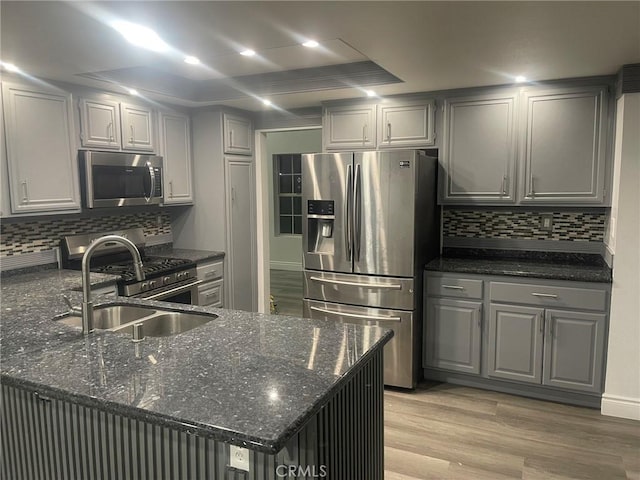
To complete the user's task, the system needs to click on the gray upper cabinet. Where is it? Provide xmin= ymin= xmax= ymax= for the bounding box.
xmin=121 ymin=102 xmax=156 ymax=152
xmin=79 ymin=98 xmax=156 ymax=152
xmin=518 ymin=85 xmax=608 ymax=204
xmin=377 ymin=100 xmax=436 ymax=148
xmin=543 ymin=309 xmax=606 ymax=393
xmin=441 ymin=93 xmax=517 ymax=203
xmin=2 ymin=82 xmax=81 ymax=214
xmin=159 ymin=111 xmax=193 ymax=205
xmin=488 ymin=303 xmax=544 ymax=384
xmin=323 ymin=104 xmax=376 ymax=150
xmin=223 ymin=113 xmax=253 ymax=155
xmin=424 ymin=297 xmax=482 ymax=374
xmin=79 ymin=98 xmax=121 ymax=149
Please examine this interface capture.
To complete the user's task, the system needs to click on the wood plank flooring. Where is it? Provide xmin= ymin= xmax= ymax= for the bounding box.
xmin=385 ymin=382 xmax=640 ymax=480
xmin=268 ymin=269 xmax=640 ymax=479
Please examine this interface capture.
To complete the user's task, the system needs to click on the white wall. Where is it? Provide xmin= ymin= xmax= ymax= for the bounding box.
xmin=265 ymin=129 xmax=322 ymax=271
xmin=602 ymin=92 xmax=640 ymax=420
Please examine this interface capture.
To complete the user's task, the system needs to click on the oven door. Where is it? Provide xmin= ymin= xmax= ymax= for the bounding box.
xmin=134 ymin=280 xmax=202 ymax=305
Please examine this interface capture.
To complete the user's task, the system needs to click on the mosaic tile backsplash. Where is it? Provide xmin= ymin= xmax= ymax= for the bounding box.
xmin=1 ymin=211 xmax=172 ymax=257
xmin=443 ymin=209 xmax=606 ymax=242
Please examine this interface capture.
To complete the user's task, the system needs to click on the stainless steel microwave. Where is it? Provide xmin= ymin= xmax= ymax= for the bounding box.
xmin=80 ymin=151 xmax=163 ymax=208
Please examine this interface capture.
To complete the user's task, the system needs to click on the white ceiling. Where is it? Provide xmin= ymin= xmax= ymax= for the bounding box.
xmin=1 ymin=1 xmax=639 ymax=111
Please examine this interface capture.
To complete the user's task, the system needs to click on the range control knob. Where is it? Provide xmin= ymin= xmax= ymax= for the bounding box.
xmin=163 ymin=276 xmax=172 ymax=285
xmin=148 ymin=280 xmax=157 ymax=289
xmin=140 ymin=281 xmax=149 ymax=291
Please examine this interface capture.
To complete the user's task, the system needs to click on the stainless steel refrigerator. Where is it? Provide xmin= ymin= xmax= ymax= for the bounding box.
xmin=302 ymin=149 xmax=440 ymax=388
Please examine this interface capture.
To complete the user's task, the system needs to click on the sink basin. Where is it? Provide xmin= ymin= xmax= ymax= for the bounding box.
xmin=113 ymin=311 xmax=216 ymax=337
xmin=55 ymin=304 xmax=217 ymax=338
xmin=56 ymin=304 xmax=158 ymax=329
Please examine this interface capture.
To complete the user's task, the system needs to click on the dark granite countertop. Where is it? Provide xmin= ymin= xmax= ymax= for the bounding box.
xmin=425 ymin=248 xmax=612 ymax=283
xmin=146 ymin=244 xmax=225 ymax=263
xmin=0 ymin=268 xmax=391 ymax=453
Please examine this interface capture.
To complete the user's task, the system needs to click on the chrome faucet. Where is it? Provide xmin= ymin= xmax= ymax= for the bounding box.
xmin=81 ymin=235 xmax=145 ymax=334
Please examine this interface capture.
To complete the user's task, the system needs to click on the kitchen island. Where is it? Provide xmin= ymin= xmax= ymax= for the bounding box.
xmin=1 ymin=268 xmax=392 ymax=480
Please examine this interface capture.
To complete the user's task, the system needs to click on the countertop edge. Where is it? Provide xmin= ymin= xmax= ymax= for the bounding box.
xmin=424 ymin=264 xmax=612 ymax=283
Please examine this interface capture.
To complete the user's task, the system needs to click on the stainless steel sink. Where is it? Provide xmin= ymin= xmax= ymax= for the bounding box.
xmin=113 ymin=311 xmax=215 ymax=337
xmin=56 ymin=304 xmax=158 ymax=329
xmin=56 ymin=304 xmax=217 ymax=338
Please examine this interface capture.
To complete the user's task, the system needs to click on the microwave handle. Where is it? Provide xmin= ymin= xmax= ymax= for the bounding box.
xmin=146 ymin=161 xmax=155 ymax=203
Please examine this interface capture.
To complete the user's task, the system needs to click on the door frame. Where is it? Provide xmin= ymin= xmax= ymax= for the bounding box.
xmin=254 ymin=126 xmax=322 ymax=313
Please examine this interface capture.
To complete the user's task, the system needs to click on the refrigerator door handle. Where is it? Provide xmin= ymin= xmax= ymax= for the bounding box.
xmin=354 ymin=163 xmax=362 ymax=262
xmin=345 ymin=164 xmax=353 ymax=262
xmin=310 ymin=306 xmax=401 ymax=322
xmin=309 ymin=276 xmax=402 ymax=289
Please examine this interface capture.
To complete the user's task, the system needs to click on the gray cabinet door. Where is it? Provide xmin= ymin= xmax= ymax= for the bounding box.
xmin=518 ymin=86 xmax=608 ymax=204
xmin=121 ymin=102 xmax=156 ymax=152
xmin=488 ymin=303 xmax=544 ymax=384
xmin=323 ymin=105 xmax=376 ymax=150
xmin=224 ymin=156 xmax=257 ymax=312
xmin=424 ymin=297 xmax=482 ymax=374
xmin=160 ymin=112 xmax=193 ymax=205
xmin=377 ymin=100 xmax=435 ymax=148
xmin=2 ymin=83 xmax=81 ymax=213
xmin=441 ymin=93 xmax=517 ymax=203
xmin=543 ymin=309 xmax=606 ymax=393
xmin=79 ymin=98 xmax=121 ymax=149
xmin=223 ymin=113 xmax=253 ymax=155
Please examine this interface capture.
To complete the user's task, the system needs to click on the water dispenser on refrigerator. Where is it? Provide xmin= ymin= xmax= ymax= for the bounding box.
xmin=307 ymin=200 xmax=335 ymax=254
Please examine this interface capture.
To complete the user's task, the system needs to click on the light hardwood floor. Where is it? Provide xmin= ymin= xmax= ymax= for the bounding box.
xmin=269 ymin=269 xmax=640 ymax=479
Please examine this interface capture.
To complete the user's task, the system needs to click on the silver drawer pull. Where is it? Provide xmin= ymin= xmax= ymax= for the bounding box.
xmin=442 ymin=285 xmax=465 ymax=290
xmin=309 ymin=276 xmax=402 ymax=290
xmin=310 ymin=306 xmax=401 ymax=322
xmin=531 ymin=292 xmax=558 ymax=298
xmin=204 ymin=271 xmax=218 ymax=279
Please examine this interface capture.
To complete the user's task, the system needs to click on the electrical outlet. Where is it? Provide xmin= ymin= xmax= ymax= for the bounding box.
xmin=229 ymin=445 xmax=250 ymax=472
xmin=539 ymin=213 xmax=553 ymax=232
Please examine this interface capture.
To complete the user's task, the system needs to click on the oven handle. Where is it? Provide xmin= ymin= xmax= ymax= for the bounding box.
xmin=142 ymin=280 xmax=203 ymax=300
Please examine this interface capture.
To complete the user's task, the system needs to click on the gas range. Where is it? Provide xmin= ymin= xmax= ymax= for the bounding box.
xmin=61 ymin=229 xmax=197 ymax=298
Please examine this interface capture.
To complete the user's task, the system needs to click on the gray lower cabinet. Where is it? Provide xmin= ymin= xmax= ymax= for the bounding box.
xmin=488 ymin=303 xmax=544 ymax=384
xmin=424 ymin=297 xmax=482 ymax=374
xmin=543 ymin=309 xmax=606 ymax=393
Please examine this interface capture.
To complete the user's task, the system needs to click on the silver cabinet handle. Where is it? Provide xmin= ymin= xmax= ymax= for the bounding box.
xmin=130 ymin=124 xmax=135 ymax=143
xmin=531 ymin=292 xmax=558 ymax=298
xmin=231 ymin=187 xmax=236 ymax=204
xmin=362 ymin=124 xmax=367 ymax=143
xmin=203 ymin=271 xmax=219 ymax=279
xmin=540 ymin=314 xmax=544 ymax=333
xmin=310 ymin=306 xmax=401 ymax=322
xmin=442 ymin=285 xmax=464 ymax=290
xmin=501 ymin=175 xmax=508 ymax=195
xmin=21 ymin=180 xmax=28 ymax=202
xmin=529 ymin=177 xmax=535 ymax=198
xmin=309 ymin=276 xmax=401 ymax=289
xmin=107 ymin=122 xmax=114 ymax=142
xmin=387 ymin=122 xmax=391 ymax=142
xmin=169 ymin=181 xmax=173 ymax=198
xmin=229 ymin=129 xmax=234 ymax=147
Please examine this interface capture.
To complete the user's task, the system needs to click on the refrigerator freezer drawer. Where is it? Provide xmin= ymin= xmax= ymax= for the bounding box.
xmin=303 ymin=299 xmax=417 ymax=388
xmin=304 ymin=270 xmax=414 ymax=310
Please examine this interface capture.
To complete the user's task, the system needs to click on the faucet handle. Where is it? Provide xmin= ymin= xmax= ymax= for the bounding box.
xmin=61 ymin=294 xmax=81 ymax=313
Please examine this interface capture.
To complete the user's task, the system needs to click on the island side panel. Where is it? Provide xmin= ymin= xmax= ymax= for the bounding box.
xmin=1 ymin=349 xmax=384 ymax=480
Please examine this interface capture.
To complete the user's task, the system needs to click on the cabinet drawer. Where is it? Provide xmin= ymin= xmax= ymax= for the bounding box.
xmin=197 ymin=259 xmax=223 ymax=282
xmin=426 ymin=277 xmax=483 ymax=299
xmin=490 ymin=282 xmax=608 ymax=311
xmin=198 ymin=279 xmax=223 ymax=307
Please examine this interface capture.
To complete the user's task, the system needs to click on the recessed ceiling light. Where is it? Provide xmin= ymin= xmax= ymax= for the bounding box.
xmin=128 ymin=88 xmax=139 ymax=96
xmin=262 ymin=99 xmax=272 ymax=106
xmin=2 ymin=62 xmax=20 ymax=73
xmin=302 ymin=40 xmax=319 ymax=48
xmin=184 ymin=55 xmax=200 ymax=65
xmin=515 ymin=75 xmax=527 ymax=83
xmin=365 ymin=90 xmax=376 ymax=97
xmin=111 ymin=21 xmax=170 ymax=52
xmin=240 ymin=49 xmax=256 ymax=57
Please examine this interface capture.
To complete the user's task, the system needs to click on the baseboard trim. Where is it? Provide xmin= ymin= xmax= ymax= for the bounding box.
xmin=270 ymin=261 xmax=302 ymax=272
xmin=601 ymin=393 xmax=640 ymax=420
